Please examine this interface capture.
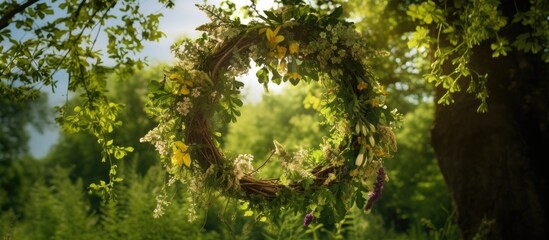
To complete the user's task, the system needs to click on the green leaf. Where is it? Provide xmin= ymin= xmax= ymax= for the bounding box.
xmin=289 ymin=78 xmax=299 ymax=86
xmin=114 ymin=149 xmax=125 ymax=159
xmin=263 ymin=11 xmax=280 ymax=22
xmin=329 ymin=7 xmax=343 ymax=19
xmin=356 ymin=190 xmax=366 ymax=210
xmin=244 ymin=210 xmax=254 ymax=216
xmin=256 ymin=67 xmax=268 ymax=84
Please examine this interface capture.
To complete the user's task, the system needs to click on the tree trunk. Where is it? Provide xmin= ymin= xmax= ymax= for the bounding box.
xmin=431 ymin=2 xmax=549 ymax=239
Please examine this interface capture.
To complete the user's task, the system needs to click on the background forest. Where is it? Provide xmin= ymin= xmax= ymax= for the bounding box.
xmin=1 ymin=69 xmax=455 ymax=239
xmin=2 ymin=0 xmax=547 ymax=239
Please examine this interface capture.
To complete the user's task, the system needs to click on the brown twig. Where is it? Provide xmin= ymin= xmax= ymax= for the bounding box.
xmin=246 ymin=150 xmax=275 ymax=176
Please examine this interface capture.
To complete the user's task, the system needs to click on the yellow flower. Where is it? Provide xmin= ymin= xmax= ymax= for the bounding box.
xmin=289 ymin=42 xmax=299 ymax=54
xmin=357 ymin=81 xmax=368 ymax=91
xmin=265 ymin=26 xmax=284 ymax=48
xmin=171 ymin=141 xmax=191 ymax=167
xmin=287 ymin=72 xmax=302 ymax=80
xmin=370 ymin=98 xmax=380 ymax=107
xmin=374 ymin=147 xmax=391 ymax=158
xmin=169 ymin=73 xmax=194 ymax=95
xmin=274 ymin=45 xmax=287 ymax=59
xmin=379 ymin=85 xmax=388 ymax=96
xmin=277 ymin=60 xmax=287 ymax=75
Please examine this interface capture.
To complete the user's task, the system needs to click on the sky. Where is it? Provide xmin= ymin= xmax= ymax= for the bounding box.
xmin=28 ymin=0 xmax=282 ymax=158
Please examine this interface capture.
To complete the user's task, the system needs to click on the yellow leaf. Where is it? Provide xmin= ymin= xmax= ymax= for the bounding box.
xmin=171 ymin=141 xmax=191 ymax=167
xmin=277 ymin=60 xmax=287 ymax=75
xmin=266 ymin=26 xmax=285 ymax=48
xmin=184 ymin=79 xmax=194 ymax=87
xmin=169 ymin=73 xmax=182 ymax=81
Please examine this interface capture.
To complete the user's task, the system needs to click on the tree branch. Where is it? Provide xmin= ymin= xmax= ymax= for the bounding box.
xmin=0 ymin=0 xmax=40 ymax=31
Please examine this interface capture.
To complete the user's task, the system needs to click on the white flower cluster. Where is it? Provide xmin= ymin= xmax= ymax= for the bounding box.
xmin=186 ymin=196 xmax=198 ymax=222
xmin=225 ymin=27 xmax=243 ymax=41
xmin=281 ymin=148 xmax=314 ymax=179
xmin=300 ymin=22 xmax=370 ymax=71
xmin=140 ymin=125 xmax=169 ymax=155
xmin=377 ymin=125 xmax=397 ymax=151
xmin=153 ymin=193 xmax=170 ymax=219
xmin=234 ymin=154 xmax=255 ymax=180
xmin=177 ymin=97 xmax=192 ymax=116
xmin=191 ymin=88 xmax=201 ymax=98
xmin=248 ymin=44 xmax=259 ymax=59
xmin=228 ymin=52 xmax=250 ymax=77
xmin=181 ymin=171 xmax=206 ymax=222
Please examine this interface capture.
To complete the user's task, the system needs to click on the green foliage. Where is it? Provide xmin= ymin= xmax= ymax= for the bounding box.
xmin=1 ymin=68 xmax=454 ymax=240
xmin=406 ymin=0 xmax=549 ymax=112
xmin=343 ymin=0 xmax=433 ymax=115
xmin=96 ymin=166 xmax=220 ymax=240
xmin=0 ymin=163 xmax=221 ymax=240
xmin=223 ymin=85 xmax=329 ymax=171
xmin=0 ymin=93 xmax=50 ymax=161
xmin=511 ymin=0 xmax=549 ymax=60
xmin=222 ymin=87 xmax=457 ymax=237
xmin=7 ymin=167 xmax=99 ymax=240
xmin=0 ymin=93 xmax=50 ymax=213
xmin=1 ymin=1 xmax=466 ymax=238
xmin=1 ymin=0 xmax=173 ymax=99
xmin=375 ymin=102 xmax=456 ymax=235
xmin=1 ymin=0 xmax=175 ymax=199
xmin=42 ymin=66 xmax=164 ymax=212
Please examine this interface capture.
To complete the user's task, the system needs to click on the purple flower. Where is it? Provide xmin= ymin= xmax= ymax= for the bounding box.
xmin=364 ymin=165 xmax=386 ymax=211
xmin=303 ymin=212 xmax=314 ymax=227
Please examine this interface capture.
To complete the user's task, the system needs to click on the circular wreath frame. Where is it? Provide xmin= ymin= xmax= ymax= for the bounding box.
xmin=143 ymin=3 xmax=398 ymax=219
xmin=186 ymin=35 xmax=347 ymax=200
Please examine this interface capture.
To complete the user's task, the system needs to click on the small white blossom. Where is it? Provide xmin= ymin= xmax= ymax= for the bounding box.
xmin=153 ymin=193 xmax=170 ymax=218
xmin=186 ymin=195 xmax=198 ymax=222
xmin=234 ymin=154 xmax=255 ymax=180
xmin=320 ymin=32 xmax=327 ymax=38
xmin=177 ymin=97 xmax=192 ymax=116
xmin=248 ymin=44 xmax=259 ymax=59
xmin=155 ymin=141 xmax=168 ymax=155
xmin=210 ymin=91 xmax=218 ymax=100
xmin=141 ymin=125 xmax=169 ymax=156
xmin=191 ymin=88 xmax=201 ymax=98
xmin=323 ymin=173 xmax=337 ymax=185
xmin=167 ymin=176 xmax=177 ymax=187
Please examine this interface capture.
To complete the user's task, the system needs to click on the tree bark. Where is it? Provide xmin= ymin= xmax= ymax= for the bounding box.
xmin=431 ymin=1 xmax=549 ymax=239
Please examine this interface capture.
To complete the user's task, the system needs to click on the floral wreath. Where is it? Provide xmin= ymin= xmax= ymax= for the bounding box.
xmin=141 ymin=3 xmax=398 ymax=225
